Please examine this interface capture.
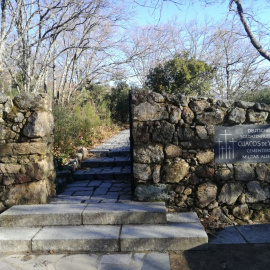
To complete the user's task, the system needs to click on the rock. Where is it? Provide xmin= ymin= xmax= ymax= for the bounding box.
xmin=22 ymin=111 xmax=54 ymax=138
xmin=152 ymin=165 xmax=161 ymax=183
xmin=24 ymin=160 xmax=51 ymax=181
xmin=168 ymin=105 xmax=181 ymax=124
xmin=0 ymin=94 xmax=8 ymax=104
xmin=133 ymin=144 xmax=164 ymax=164
xmin=256 ymin=164 xmax=269 ymax=181
xmin=196 ymin=109 xmax=225 ymax=125
xmin=246 ymin=181 xmax=270 ymax=203
xmin=195 ymin=165 xmax=215 ymax=178
xmin=164 ymin=93 xmax=188 ymax=106
xmin=196 ymin=126 xmax=208 ymax=140
xmin=255 ymin=103 xmax=270 ymax=112
xmin=247 ymin=110 xmax=268 ymax=123
xmin=132 ymin=122 xmax=151 ymax=144
xmin=0 ymin=124 xmax=17 ymax=140
xmin=132 ymin=102 xmax=168 ymax=121
xmin=0 ymin=164 xmax=21 ymax=174
xmin=13 ymin=93 xmax=52 ymax=111
xmin=196 ymin=151 xmax=214 ymax=164
xmin=228 ymin=107 xmax=246 ymax=123
xmin=235 ymin=164 xmax=255 ymax=181
xmin=218 ymin=182 xmax=243 ymax=205
xmin=182 ymin=107 xmax=194 ymax=124
xmin=14 ymin=112 xmax=24 ymax=123
xmin=4 ymin=99 xmax=13 ymax=113
xmin=152 ymin=121 xmax=175 ymax=144
xmin=210 ymin=207 xmax=231 ymax=223
xmin=13 ymin=142 xmax=48 ymax=155
xmin=189 ymin=100 xmax=210 ymax=114
xmin=196 ymin=183 xmax=217 ymax=208
xmin=184 ymin=187 xmax=192 ymax=195
xmin=149 ymin=92 xmax=165 ymax=103
xmin=232 ymin=204 xmax=249 ymax=220
xmin=0 ymin=202 xmax=5 ymax=212
xmin=3 ymin=175 xmax=15 ymax=185
xmin=134 ymin=184 xmax=170 ymax=201
xmin=78 ymin=147 xmax=88 ymax=159
xmin=175 ymin=185 xmax=185 ymax=194
xmin=164 ymin=144 xmax=182 ymax=158
xmin=16 ymin=174 xmax=32 ymax=184
xmin=215 ymin=166 xmax=234 ymax=181
xmin=189 ymin=174 xmax=200 ymax=185
xmin=238 ymin=193 xmax=246 ymax=204
xmin=208 ymin=200 xmax=218 ymax=210
xmin=133 ymin=163 xmax=152 ymax=181
xmin=235 ymin=100 xmax=255 ymax=109
xmin=161 ymin=158 xmax=189 ymax=183
xmin=3 ymin=180 xmax=50 ymax=207
xmin=183 ymin=127 xmax=195 ymax=140
xmin=216 ymin=100 xmax=233 ymax=108
xmin=76 ymin=153 xmax=83 ymax=162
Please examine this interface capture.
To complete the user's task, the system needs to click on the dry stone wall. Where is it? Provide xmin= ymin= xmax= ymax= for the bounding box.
xmin=131 ymin=89 xmax=270 ymax=224
xmin=0 ymin=93 xmax=55 ymax=212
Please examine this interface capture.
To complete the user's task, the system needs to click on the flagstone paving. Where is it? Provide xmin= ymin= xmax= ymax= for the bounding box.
xmin=1 ymin=129 xmax=270 ymax=269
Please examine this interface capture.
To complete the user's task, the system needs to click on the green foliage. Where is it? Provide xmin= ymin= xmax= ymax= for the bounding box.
xmin=241 ymin=87 xmax=270 ymax=105
xmin=145 ymin=54 xmax=216 ymax=96
xmin=53 ymin=85 xmax=113 ymax=163
xmin=109 ymin=81 xmax=130 ymax=123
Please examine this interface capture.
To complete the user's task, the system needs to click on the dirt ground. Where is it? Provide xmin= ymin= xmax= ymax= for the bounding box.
xmin=169 ymin=245 xmax=270 ymax=270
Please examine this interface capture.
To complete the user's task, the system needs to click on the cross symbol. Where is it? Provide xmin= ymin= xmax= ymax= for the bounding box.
xmin=216 ymin=139 xmax=223 ymax=159
xmin=228 ymin=145 xmax=232 ymax=159
xmin=229 ymin=138 xmax=236 ymax=159
xmin=221 ymin=146 xmax=225 ymax=159
xmin=220 ymin=130 xmax=232 ymax=159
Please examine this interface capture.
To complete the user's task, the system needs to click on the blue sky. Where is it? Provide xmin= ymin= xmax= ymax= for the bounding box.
xmin=132 ymin=1 xmax=270 ymax=26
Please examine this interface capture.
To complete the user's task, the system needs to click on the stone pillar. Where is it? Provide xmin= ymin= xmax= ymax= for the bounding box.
xmin=0 ymin=93 xmax=56 ymax=212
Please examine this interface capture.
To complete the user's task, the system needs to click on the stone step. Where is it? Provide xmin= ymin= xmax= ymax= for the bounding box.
xmin=81 ymin=156 xmax=131 ymax=168
xmin=83 ymin=201 xmax=166 ymax=225
xmin=89 ymin=148 xmax=130 ymax=158
xmin=0 ymin=212 xmax=208 ymax=253
xmin=73 ymin=166 xmax=131 ymax=181
xmin=121 ymin=212 xmax=208 ymax=252
xmin=0 ymin=226 xmax=120 ymax=253
xmin=120 ymin=222 xmax=208 ymax=252
xmin=32 ymin=225 xmax=120 ymax=253
xmin=0 ymin=202 xmax=167 ymax=227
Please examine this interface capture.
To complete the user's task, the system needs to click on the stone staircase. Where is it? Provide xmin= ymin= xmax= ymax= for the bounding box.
xmin=0 ymin=130 xmax=208 ymax=254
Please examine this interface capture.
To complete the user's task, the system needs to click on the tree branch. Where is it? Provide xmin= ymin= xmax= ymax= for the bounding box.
xmin=234 ymin=0 xmax=270 ymax=61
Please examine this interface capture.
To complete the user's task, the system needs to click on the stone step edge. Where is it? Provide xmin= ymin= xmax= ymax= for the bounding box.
xmin=0 ymin=202 xmax=168 ymax=227
xmin=0 ymin=221 xmax=208 ymax=253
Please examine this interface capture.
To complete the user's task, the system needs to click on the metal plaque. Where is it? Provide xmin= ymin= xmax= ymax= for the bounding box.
xmin=214 ymin=125 xmax=270 ymax=163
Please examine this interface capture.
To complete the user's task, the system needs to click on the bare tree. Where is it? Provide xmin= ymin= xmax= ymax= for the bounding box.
xmin=208 ymin=20 xmax=270 ymax=99
xmin=1 ymin=0 xmax=132 ymax=99
xmin=134 ymin=0 xmax=270 ymax=62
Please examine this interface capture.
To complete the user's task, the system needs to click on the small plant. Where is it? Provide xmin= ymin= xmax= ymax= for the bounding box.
xmin=53 ymin=87 xmax=123 ymax=165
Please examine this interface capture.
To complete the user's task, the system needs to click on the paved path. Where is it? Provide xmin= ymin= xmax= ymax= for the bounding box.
xmin=52 ymin=129 xmax=132 ymax=204
xmin=1 ymin=130 xmax=270 ymax=269
xmin=0 ymin=130 xmax=173 ymax=270
xmin=0 ymin=252 xmax=171 ymax=270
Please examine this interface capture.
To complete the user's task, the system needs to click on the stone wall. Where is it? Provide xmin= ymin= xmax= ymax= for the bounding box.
xmin=131 ymin=89 xmax=270 ymax=224
xmin=0 ymin=93 xmax=56 ymax=212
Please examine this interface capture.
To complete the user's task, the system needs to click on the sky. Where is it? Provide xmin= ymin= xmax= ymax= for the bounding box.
xmin=121 ymin=0 xmax=270 ymax=86
xmin=131 ymin=0 xmax=270 ymax=27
